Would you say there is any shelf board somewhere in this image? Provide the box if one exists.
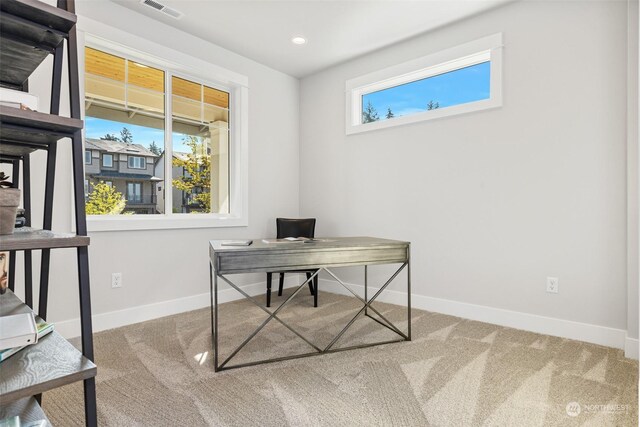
[0,227,90,251]
[0,396,52,426]
[0,144,38,156]
[0,106,84,154]
[0,0,77,88]
[0,290,97,404]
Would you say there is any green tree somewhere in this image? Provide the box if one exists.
[362,100,380,123]
[386,107,394,120]
[120,127,133,144]
[100,133,120,141]
[148,141,162,155]
[85,181,126,215]
[427,100,440,110]
[100,127,133,143]
[172,136,211,212]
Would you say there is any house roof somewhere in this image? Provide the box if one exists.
[91,171,162,182]
[173,151,190,161]
[85,138,158,157]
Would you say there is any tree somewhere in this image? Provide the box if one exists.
[172,136,211,212]
[100,127,133,143]
[120,127,133,144]
[386,107,394,120]
[427,100,440,110]
[362,101,380,123]
[148,141,162,156]
[85,181,126,215]
[100,133,120,141]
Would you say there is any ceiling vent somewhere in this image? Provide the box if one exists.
[140,0,184,20]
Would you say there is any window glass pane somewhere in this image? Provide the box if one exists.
[203,86,229,109]
[127,61,165,116]
[361,61,490,124]
[171,77,229,214]
[85,150,91,164]
[85,47,126,110]
[84,46,165,216]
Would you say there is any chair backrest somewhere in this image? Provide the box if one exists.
[276,218,316,239]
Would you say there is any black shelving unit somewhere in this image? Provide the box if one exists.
[0,0,97,425]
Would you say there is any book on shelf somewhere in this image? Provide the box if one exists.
[0,318,54,362]
[0,88,38,111]
[0,313,37,350]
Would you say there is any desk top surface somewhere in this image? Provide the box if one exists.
[209,236,409,254]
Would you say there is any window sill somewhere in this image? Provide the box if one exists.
[87,214,248,232]
[346,98,501,135]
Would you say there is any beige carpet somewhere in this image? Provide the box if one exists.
[43,290,638,426]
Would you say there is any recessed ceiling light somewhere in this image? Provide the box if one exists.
[291,36,307,45]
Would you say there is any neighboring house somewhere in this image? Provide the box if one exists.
[155,151,209,214]
[84,138,162,214]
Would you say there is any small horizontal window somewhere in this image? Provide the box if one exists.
[346,34,502,135]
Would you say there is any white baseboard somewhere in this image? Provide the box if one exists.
[625,337,639,360]
[319,279,635,357]
[54,275,639,361]
[54,278,296,339]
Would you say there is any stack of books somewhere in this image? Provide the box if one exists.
[0,317,54,362]
[0,416,47,427]
[0,88,38,111]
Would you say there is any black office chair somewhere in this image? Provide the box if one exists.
[266,218,319,308]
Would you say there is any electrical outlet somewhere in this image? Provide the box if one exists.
[546,277,558,294]
[112,273,122,289]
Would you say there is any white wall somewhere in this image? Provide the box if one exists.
[627,0,639,356]
[11,0,637,357]
[15,0,300,333]
[300,1,635,351]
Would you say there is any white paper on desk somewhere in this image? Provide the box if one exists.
[221,240,253,246]
[0,312,38,350]
[262,237,310,243]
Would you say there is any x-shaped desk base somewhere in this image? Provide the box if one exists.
[209,263,411,372]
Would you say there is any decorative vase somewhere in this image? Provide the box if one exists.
[0,188,21,235]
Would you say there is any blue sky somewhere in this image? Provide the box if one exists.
[362,61,491,119]
[85,117,192,152]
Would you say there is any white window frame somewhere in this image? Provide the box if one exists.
[345,33,503,135]
[127,156,145,170]
[76,17,249,232]
[84,150,91,164]
[102,153,113,168]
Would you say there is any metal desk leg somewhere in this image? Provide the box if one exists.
[364,265,368,315]
[212,264,219,372]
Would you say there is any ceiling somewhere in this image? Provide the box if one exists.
[112,0,513,78]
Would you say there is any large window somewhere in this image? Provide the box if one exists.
[83,46,230,217]
[345,34,503,135]
[171,76,229,214]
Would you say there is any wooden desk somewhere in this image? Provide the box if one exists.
[209,236,411,371]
